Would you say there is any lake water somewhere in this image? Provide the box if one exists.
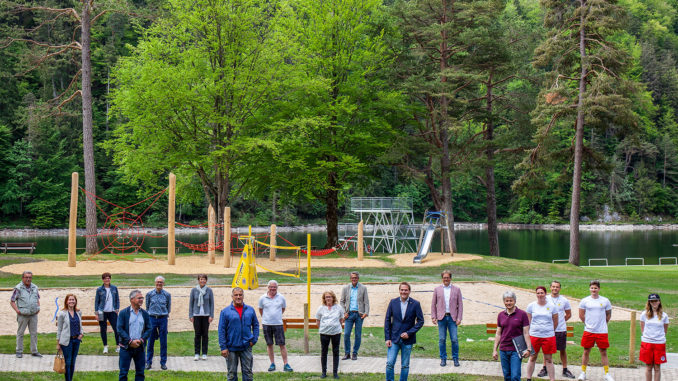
[2,229,677,266]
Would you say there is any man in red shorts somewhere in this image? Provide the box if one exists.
[577,280,613,381]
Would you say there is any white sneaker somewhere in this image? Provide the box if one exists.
[115,347,120,353]
[202,354,207,360]
[603,374,614,381]
[577,372,586,380]
[103,346,108,354]
[194,354,200,361]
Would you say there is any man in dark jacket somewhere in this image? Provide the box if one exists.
[219,287,259,381]
[117,290,152,381]
[94,272,120,354]
[384,282,424,381]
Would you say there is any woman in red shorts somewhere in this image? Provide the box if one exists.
[640,293,669,381]
[525,286,558,381]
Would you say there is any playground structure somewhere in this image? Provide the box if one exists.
[340,197,419,254]
[413,210,450,263]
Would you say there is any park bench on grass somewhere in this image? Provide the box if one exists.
[81,315,111,327]
[1,242,36,254]
[283,318,344,332]
[150,246,180,255]
[486,323,574,343]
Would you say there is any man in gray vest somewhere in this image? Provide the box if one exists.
[10,271,41,358]
[340,271,369,360]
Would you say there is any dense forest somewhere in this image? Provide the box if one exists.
[1,0,677,259]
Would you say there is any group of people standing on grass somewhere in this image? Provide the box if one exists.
[493,280,670,381]
[9,270,669,381]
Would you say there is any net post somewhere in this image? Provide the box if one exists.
[357,220,364,261]
[270,224,276,261]
[303,303,309,354]
[629,310,637,364]
[168,173,176,265]
[223,206,231,267]
[307,233,311,318]
[68,172,78,267]
[208,204,216,264]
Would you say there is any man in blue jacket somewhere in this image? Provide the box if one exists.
[117,290,152,381]
[384,282,424,381]
[219,287,259,381]
[94,272,120,354]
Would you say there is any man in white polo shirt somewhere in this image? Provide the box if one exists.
[258,280,292,372]
[578,280,613,381]
[538,280,574,378]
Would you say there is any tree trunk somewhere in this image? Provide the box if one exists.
[569,0,588,266]
[325,172,339,249]
[485,71,500,256]
[81,1,98,254]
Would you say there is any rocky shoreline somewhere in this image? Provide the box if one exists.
[2,222,678,236]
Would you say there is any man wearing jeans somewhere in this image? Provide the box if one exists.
[384,282,424,381]
[340,271,369,360]
[219,287,259,381]
[431,269,463,367]
[145,276,171,370]
[117,290,152,381]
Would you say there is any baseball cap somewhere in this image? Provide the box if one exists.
[648,293,660,301]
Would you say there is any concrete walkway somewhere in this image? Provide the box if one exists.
[2,354,677,380]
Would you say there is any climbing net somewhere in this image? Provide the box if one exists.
[79,187,167,260]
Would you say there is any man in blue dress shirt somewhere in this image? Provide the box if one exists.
[145,276,171,370]
[117,290,151,381]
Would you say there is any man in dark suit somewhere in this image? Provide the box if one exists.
[384,282,424,381]
[117,290,152,381]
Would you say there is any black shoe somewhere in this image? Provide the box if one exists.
[440,359,447,367]
[537,366,548,377]
[563,368,576,379]
[31,352,43,358]
[161,364,167,370]
[321,373,327,379]
[453,359,460,367]
[15,353,22,358]
[333,373,339,379]
[341,354,350,360]
[145,364,151,370]
[351,353,357,361]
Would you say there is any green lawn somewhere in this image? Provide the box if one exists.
[4,321,674,367]
[0,372,501,381]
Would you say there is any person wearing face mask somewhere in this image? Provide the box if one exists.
[189,274,214,361]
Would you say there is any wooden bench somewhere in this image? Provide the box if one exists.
[1,242,36,254]
[486,323,574,338]
[150,247,180,255]
[282,318,344,332]
[82,315,111,327]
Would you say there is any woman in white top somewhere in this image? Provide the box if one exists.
[316,290,345,379]
[640,293,669,381]
[525,286,558,381]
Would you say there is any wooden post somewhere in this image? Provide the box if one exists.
[303,303,309,354]
[357,220,364,261]
[629,311,637,364]
[68,172,78,267]
[168,173,176,265]
[208,204,216,264]
[270,224,276,261]
[224,207,231,267]
[307,233,311,315]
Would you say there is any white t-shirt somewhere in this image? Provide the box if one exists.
[546,294,571,333]
[640,311,669,344]
[258,293,286,326]
[103,288,114,312]
[316,304,345,335]
[579,295,612,334]
[443,285,451,313]
[527,301,557,338]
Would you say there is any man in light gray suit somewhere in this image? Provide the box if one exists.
[340,271,369,360]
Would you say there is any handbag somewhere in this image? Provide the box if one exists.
[53,349,66,374]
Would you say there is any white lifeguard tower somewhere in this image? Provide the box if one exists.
[342,197,419,254]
